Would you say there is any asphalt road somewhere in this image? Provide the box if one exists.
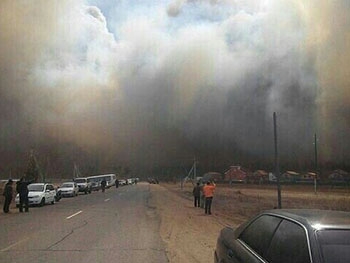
[0,183,168,263]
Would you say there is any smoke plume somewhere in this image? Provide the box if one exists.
[0,0,349,177]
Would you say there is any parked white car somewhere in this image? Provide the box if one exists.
[15,183,56,207]
[74,177,92,194]
[57,182,79,197]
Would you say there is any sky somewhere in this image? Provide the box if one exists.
[0,0,349,177]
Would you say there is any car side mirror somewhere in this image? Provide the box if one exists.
[46,189,50,192]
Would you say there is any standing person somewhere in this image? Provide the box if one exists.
[2,179,13,213]
[192,182,201,207]
[200,182,205,208]
[203,181,216,215]
[16,177,31,213]
[101,179,106,192]
[115,179,119,189]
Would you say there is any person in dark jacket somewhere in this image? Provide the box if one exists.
[101,179,106,192]
[3,179,13,213]
[192,182,201,207]
[16,177,31,212]
[115,179,119,189]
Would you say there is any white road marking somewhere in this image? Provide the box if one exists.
[66,210,83,219]
[1,238,29,252]
[104,198,110,202]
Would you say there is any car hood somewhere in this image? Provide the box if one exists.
[28,191,44,197]
[58,187,74,191]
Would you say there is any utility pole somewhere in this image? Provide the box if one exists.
[181,157,197,189]
[314,133,318,194]
[273,112,282,209]
[193,156,196,180]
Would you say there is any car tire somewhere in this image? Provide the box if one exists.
[40,198,45,207]
[51,200,55,205]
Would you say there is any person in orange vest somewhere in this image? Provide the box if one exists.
[203,180,216,215]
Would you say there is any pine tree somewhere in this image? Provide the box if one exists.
[25,150,42,182]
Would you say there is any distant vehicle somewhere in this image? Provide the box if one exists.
[74,177,92,194]
[118,179,127,186]
[127,178,135,185]
[58,182,79,197]
[87,174,117,190]
[15,183,56,207]
[215,209,350,263]
[148,178,159,184]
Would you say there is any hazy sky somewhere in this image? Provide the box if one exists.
[0,0,349,175]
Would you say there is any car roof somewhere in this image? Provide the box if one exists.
[263,209,350,230]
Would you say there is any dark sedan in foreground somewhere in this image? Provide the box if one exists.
[215,209,350,263]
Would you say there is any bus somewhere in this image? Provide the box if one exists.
[87,174,117,191]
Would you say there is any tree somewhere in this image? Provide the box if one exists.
[25,150,42,182]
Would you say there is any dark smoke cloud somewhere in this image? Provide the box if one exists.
[0,0,349,177]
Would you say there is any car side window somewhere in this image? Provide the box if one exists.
[265,219,310,263]
[239,215,282,257]
[47,185,54,191]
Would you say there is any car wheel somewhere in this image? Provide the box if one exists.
[40,198,45,207]
[51,200,55,205]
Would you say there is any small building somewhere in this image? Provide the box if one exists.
[281,171,300,183]
[249,170,269,184]
[224,166,250,183]
[296,172,316,184]
[328,169,350,184]
[201,172,223,183]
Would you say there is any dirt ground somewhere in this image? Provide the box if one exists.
[151,182,350,263]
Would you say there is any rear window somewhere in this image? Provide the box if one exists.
[317,229,350,263]
[239,215,282,257]
[265,219,310,263]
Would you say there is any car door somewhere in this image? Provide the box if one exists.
[46,184,55,202]
[43,184,49,203]
[74,183,78,195]
[225,215,282,263]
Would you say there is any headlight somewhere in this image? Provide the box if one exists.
[31,195,40,198]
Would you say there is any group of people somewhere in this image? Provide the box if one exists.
[2,177,32,213]
[192,181,216,215]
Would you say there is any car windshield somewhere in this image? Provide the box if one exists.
[317,229,350,263]
[74,179,86,183]
[28,184,44,192]
[61,183,73,188]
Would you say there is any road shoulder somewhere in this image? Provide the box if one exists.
[150,184,227,263]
